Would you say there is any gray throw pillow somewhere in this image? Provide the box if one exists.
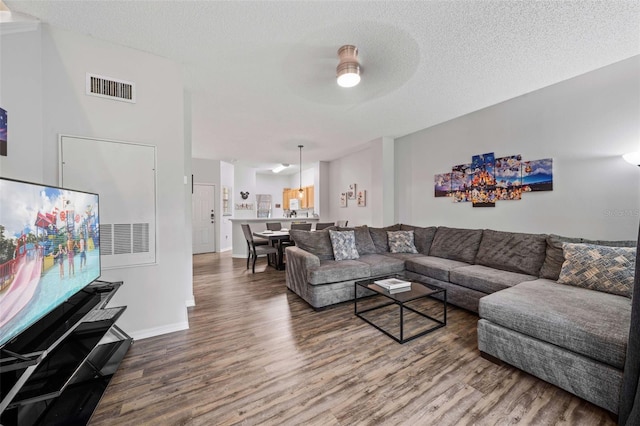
[336,225,377,255]
[540,234,636,280]
[557,243,636,298]
[428,226,483,264]
[328,230,360,261]
[368,224,402,253]
[400,224,437,254]
[475,229,547,276]
[289,229,334,260]
[387,230,418,253]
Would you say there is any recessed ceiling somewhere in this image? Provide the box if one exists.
[5,1,640,173]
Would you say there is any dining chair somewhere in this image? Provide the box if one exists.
[266,222,282,231]
[290,223,312,231]
[241,224,278,273]
[315,222,334,230]
[336,220,349,227]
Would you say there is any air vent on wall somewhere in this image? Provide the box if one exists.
[86,73,136,103]
[99,223,150,256]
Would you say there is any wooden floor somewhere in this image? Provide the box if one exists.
[90,252,615,426]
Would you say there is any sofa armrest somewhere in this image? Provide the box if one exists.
[285,246,320,297]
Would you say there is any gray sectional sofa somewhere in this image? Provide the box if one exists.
[284,224,636,414]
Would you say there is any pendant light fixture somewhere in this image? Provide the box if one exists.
[336,45,360,88]
[298,145,304,198]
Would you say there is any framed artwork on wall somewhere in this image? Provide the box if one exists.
[340,192,348,207]
[0,107,7,156]
[357,190,366,207]
[347,183,356,200]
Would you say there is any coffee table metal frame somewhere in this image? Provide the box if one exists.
[354,275,447,344]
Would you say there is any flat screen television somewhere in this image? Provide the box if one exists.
[0,178,100,348]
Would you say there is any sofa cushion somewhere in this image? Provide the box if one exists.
[428,226,483,264]
[400,224,437,254]
[479,279,631,369]
[328,230,359,261]
[539,234,582,280]
[289,229,334,260]
[475,229,547,276]
[540,234,637,281]
[368,224,401,253]
[355,254,405,276]
[382,252,425,261]
[557,243,636,298]
[450,264,537,294]
[337,225,377,255]
[387,230,418,253]
[307,259,370,285]
[405,256,470,282]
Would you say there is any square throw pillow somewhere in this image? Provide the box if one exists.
[387,230,418,254]
[539,234,636,281]
[328,230,360,261]
[557,243,636,298]
[368,224,402,253]
[336,225,377,255]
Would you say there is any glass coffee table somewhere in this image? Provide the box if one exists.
[354,274,447,344]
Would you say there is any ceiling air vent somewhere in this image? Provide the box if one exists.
[86,73,136,103]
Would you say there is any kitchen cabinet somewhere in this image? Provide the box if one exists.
[283,186,313,210]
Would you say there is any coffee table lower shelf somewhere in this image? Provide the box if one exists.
[354,277,447,344]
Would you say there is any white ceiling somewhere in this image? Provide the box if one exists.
[4,1,640,174]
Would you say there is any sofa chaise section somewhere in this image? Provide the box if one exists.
[478,278,632,413]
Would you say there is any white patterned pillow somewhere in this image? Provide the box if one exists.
[387,230,418,254]
[328,230,360,261]
[557,243,636,298]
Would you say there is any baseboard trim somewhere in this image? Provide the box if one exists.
[186,296,195,307]
[128,321,190,341]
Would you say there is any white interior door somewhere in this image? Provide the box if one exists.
[192,184,216,254]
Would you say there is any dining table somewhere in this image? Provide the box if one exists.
[253,229,291,270]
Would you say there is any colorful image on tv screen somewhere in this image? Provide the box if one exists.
[0,178,101,347]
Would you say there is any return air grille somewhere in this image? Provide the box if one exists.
[100,223,150,256]
[86,73,136,103]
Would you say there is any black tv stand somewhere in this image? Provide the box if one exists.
[0,280,132,425]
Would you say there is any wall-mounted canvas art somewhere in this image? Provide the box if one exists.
[347,183,356,200]
[522,158,553,191]
[435,152,552,209]
[470,152,496,207]
[0,107,6,156]
[357,190,366,207]
[340,192,347,207]
[451,163,472,202]
[434,173,451,197]
[494,155,522,196]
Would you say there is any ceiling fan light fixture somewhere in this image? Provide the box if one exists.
[337,45,360,88]
[622,151,640,167]
[272,163,290,173]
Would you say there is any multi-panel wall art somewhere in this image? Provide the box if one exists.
[434,152,553,207]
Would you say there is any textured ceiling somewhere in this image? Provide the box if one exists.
[5,1,640,173]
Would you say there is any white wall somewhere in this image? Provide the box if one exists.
[328,146,376,227]
[220,161,234,251]
[395,56,640,240]
[0,28,43,181]
[2,25,192,340]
